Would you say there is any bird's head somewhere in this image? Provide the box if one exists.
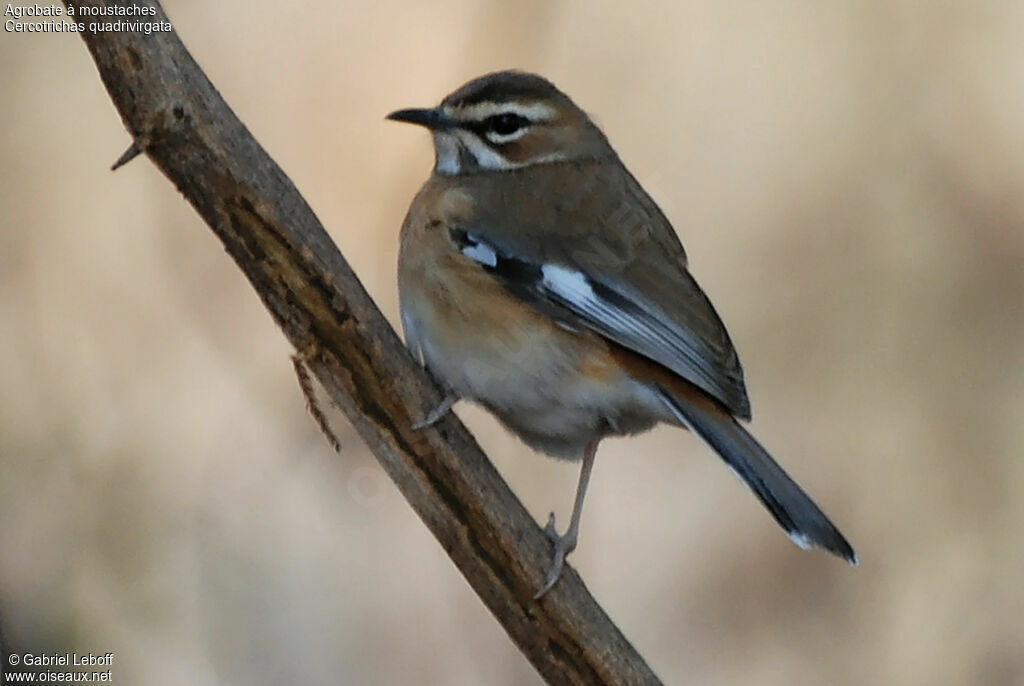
[387,70,613,175]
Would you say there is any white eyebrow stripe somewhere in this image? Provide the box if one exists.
[447,101,557,122]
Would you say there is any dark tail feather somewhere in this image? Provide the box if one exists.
[657,386,857,564]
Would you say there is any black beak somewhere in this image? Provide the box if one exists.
[385,107,452,130]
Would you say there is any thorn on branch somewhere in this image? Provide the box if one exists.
[111,141,143,171]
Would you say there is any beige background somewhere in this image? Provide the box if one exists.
[2,1,1023,684]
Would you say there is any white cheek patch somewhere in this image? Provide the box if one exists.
[436,103,569,172]
[454,130,568,171]
[455,129,516,171]
[433,132,461,174]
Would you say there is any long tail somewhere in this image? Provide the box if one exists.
[656,386,857,564]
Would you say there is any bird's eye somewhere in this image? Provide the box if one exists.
[485,113,529,136]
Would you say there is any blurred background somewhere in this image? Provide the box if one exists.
[2,1,1023,684]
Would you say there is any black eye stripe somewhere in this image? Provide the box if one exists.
[487,113,529,136]
[462,112,531,139]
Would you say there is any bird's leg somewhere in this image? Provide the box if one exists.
[411,394,457,430]
[535,439,600,599]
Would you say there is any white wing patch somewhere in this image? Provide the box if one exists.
[540,264,594,302]
[540,264,673,359]
[461,240,498,267]
[462,236,722,405]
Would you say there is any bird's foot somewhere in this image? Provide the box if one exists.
[411,395,456,430]
[534,513,578,599]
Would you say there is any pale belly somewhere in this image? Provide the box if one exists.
[400,287,669,459]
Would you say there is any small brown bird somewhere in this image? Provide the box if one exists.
[389,71,856,597]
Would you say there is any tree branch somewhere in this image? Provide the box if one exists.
[64,2,663,684]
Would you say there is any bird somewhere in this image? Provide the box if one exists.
[387,70,856,598]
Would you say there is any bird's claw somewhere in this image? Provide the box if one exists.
[542,512,559,542]
[411,395,456,430]
[535,513,576,599]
